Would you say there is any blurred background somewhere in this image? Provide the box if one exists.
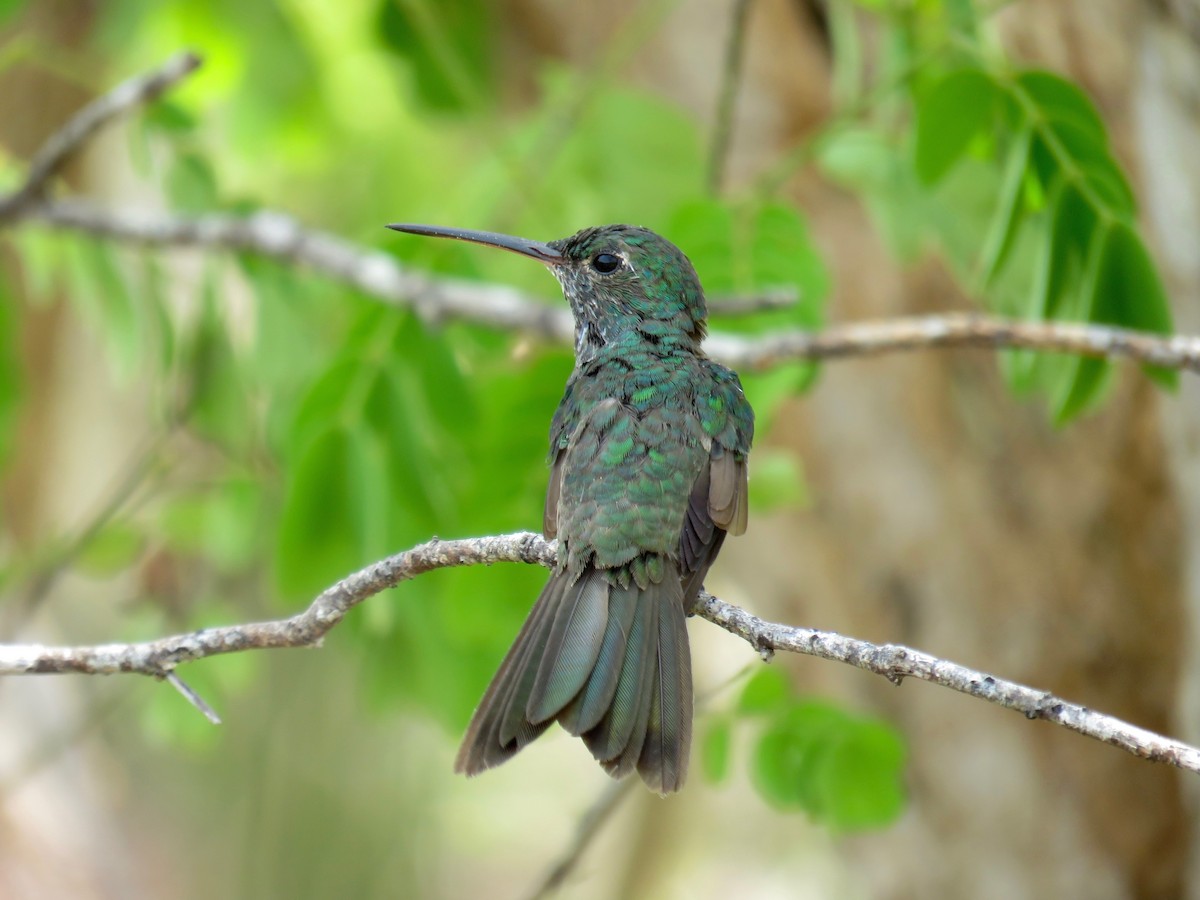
[2,0,1199,897]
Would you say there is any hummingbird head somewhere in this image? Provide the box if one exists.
[386,222,707,361]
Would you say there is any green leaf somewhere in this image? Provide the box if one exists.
[362,367,444,538]
[1053,225,1111,423]
[1041,180,1097,322]
[0,0,28,23]
[1015,71,1106,142]
[139,252,176,376]
[389,314,478,437]
[186,274,252,449]
[819,126,933,259]
[667,198,829,332]
[1090,222,1178,389]
[976,125,1032,288]
[815,719,907,830]
[750,701,907,829]
[166,153,218,213]
[375,0,495,112]
[77,522,146,578]
[276,426,386,599]
[66,239,143,379]
[914,68,999,184]
[1054,354,1114,424]
[820,126,895,187]
[750,702,843,813]
[738,667,792,715]
[162,477,265,572]
[749,203,830,327]
[143,99,198,135]
[11,228,66,305]
[1081,166,1134,220]
[701,717,733,785]
[288,359,363,455]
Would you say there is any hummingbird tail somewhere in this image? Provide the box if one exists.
[454,565,693,793]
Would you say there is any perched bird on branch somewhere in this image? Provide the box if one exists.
[388,222,754,793]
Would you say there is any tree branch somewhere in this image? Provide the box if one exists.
[1,532,1198,778]
[0,53,1197,378]
[0,533,554,676]
[11,200,1200,376]
[526,779,636,900]
[0,51,201,221]
[706,0,754,194]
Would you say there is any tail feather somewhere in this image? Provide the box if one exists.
[528,569,610,724]
[558,581,638,735]
[455,562,694,793]
[600,652,656,781]
[637,589,692,793]
[582,585,659,765]
[455,576,562,774]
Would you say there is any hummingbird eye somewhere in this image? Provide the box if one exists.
[591,252,622,274]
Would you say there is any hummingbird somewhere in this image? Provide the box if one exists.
[386,222,754,793]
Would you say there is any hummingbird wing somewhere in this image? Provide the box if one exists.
[679,361,754,604]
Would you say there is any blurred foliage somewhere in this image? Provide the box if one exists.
[814,2,1175,422]
[0,0,1178,843]
[703,668,906,830]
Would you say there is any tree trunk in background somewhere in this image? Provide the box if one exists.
[1138,2,1200,896]
[514,0,1196,896]
[0,6,154,899]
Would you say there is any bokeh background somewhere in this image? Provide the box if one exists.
[2,1,1200,898]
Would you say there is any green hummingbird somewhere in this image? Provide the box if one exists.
[387,222,754,793]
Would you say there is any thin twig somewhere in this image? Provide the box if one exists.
[525,668,749,898]
[0,51,202,221]
[1,532,1198,777]
[12,200,1200,377]
[164,671,221,724]
[706,286,799,316]
[706,312,1200,374]
[526,779,637,900]
[707,0,755,194]
[27,200,578,342]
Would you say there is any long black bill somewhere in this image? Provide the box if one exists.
[386,223,564,266]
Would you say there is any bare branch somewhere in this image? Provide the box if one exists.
[526,779,636,900]
[706,312,1200,375]
[693,591,1200,772]
[11,200,1200,376]
[706,286,799,316]
[0,534,554,676]
[164,671,222,724]
[1,532,1198,777]
[0,53,1193,377]
[29,199,577,341]
[707,0,755,194]
[0,51,202,221]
